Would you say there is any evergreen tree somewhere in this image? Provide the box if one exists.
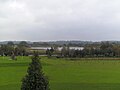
[21,52,49,90]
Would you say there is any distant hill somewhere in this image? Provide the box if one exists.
[0,40,120,47]
[0,41,32,45]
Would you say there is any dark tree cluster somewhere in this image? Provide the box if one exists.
[46,47,54,57]
[0,41,29,56]
[60,42,120,58]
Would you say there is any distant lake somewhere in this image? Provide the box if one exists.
[30,47,51,50]
[30,47,84,51]
[69,47,84,50]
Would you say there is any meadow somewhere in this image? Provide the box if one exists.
[0,57,120,90]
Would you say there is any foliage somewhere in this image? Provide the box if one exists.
[59,42,120,58]
[46,47,54,57]
[21,53,49,90]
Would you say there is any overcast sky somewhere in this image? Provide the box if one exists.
[0,0,120,41]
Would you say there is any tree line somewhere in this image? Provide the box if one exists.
[1,41,120,58]
[61,42,120,58]
[0,41,29,56]
[46,42,120,58]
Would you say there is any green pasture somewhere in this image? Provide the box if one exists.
[0,57,120,90]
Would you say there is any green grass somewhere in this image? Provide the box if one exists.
[1,57,120,90]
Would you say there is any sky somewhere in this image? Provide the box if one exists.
[0,0,120,41]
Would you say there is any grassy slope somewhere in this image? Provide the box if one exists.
[0,57,120,90]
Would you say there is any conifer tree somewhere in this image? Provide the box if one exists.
[21,52,49,90]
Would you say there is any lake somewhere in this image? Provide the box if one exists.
[30,47,84,51]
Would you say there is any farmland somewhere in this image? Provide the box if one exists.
[0,57,120,90]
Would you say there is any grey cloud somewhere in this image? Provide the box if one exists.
[0,0,120,41]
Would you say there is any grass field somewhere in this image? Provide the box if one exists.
[1,57,120,90]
